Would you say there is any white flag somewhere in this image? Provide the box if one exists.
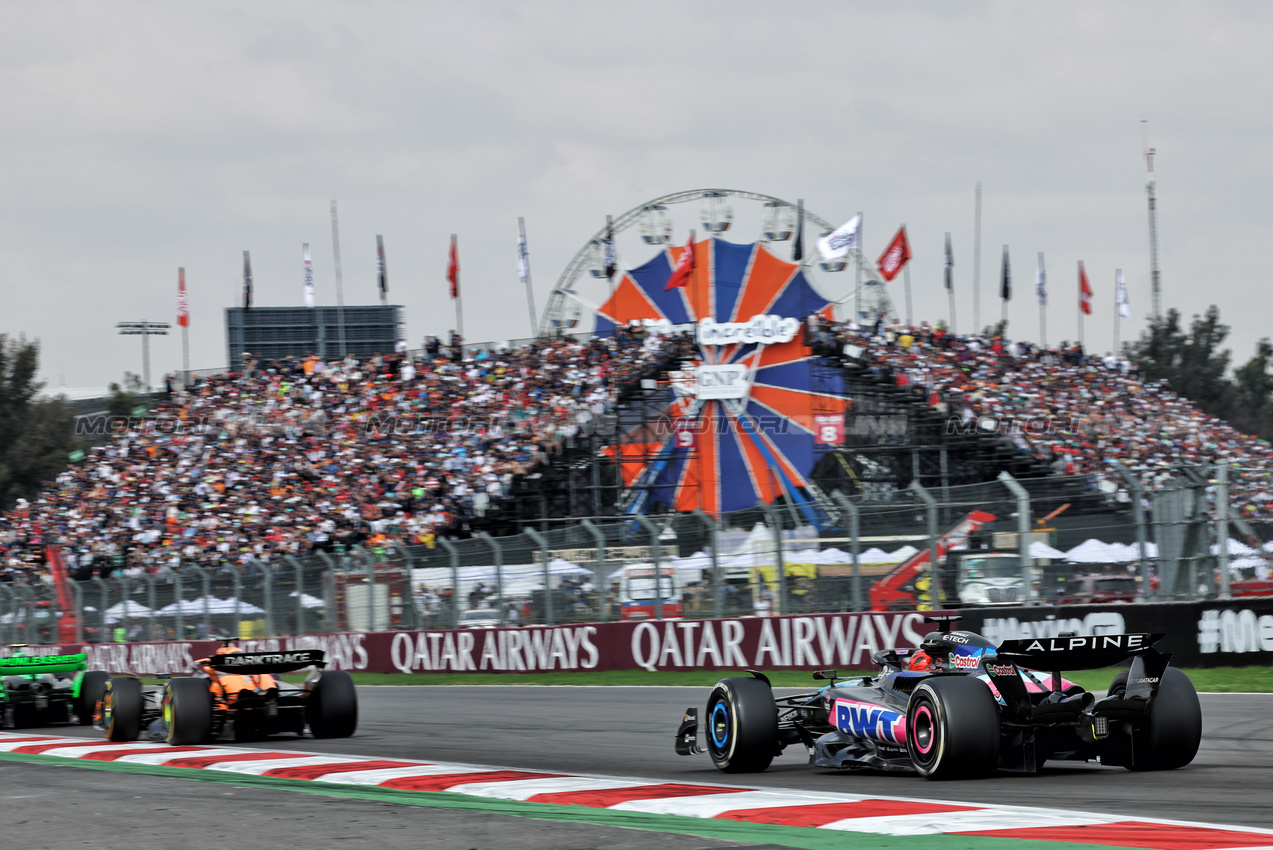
[817,214,861,260]
[1116,269,1131,319]
[1035,252,1047,306]
[517,221,530,284]
[303,243,315,307]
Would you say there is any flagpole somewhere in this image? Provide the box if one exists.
[902,222,912,327]
[1037,252,1046,347]
[605,214,616,298]
[945,232,955,334]
[330,200,347,358]
[519,217,537,338]
[453,233,464,340]
[377,234,387,307]
[973,182,982,332]
[796,199,807,324]
[179,267,189,388]
[1000,244,1009,326]
[854,211,863,323]
[1077,260,1085,348]
[1114,268,1121,353]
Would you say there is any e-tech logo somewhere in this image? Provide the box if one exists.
[834,698,907,745]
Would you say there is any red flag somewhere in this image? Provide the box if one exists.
[876,226,911,282]
[1079,261,1093,315]
[447,234,459,299]
[665,231,695,291]
[176,267,189,328]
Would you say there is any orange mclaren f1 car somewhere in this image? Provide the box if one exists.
[98,643,356,744]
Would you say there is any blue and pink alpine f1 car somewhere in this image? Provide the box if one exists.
[675,616,1201,779]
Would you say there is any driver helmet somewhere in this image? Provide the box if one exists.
[908,650,934,671]
[215,645,241,655]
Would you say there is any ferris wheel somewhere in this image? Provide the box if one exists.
[539,188,895,335]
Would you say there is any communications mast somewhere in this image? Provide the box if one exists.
[1143,121,1162,319]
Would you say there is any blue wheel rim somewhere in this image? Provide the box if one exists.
[710,702,730,747]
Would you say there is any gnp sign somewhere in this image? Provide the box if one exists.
[695,365,750,400]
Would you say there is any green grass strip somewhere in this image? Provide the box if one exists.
[0,749,1151,850]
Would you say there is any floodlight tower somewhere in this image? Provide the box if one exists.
[1143,120,1162,320]
[116,321,170,391]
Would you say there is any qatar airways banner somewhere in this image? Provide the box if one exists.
[17,601,1273,674]
[18,611,932,676]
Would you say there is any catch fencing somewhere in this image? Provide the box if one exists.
[4,464,1268,646]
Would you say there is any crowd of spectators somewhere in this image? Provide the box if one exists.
[7,311,1273,588]
[813,317,1273,517]
[0,328,690,585]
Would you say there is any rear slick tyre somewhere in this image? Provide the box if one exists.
[1126,667,1202,771]
[103,677,142,742]
[306,671,358,739]
[906,677,1000,779]
[164,677,213,745]
[704,677,778,773]
[78,671,109,726]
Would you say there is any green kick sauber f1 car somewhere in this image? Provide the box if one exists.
[0,648,108,728]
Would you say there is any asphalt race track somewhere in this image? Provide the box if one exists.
[5,686,1270,846]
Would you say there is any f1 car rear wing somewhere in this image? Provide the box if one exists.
[0,653,88,675]
[206,650,326,674]
[993,633,1164,672]
[988,633,1171,707]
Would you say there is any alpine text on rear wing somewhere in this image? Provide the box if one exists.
[993,633,1163,671]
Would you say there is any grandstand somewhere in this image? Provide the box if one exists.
[7,307,1273,590]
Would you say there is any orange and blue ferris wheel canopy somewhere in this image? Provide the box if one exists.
[597,237,847,515]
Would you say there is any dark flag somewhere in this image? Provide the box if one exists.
[792,199,804,262]
[1000,245,1012,302]
[603,215,616,281]
[944,233,954,290]
[447,235,459,299]
[376,234,388,298]
[242,250,253,310]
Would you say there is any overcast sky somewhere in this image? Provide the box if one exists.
[3,1,1271,391]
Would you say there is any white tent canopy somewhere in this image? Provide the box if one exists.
[103,600,153,623]
[1064,539,1127,564]
[1028,541,1067,560]
[1212,540,1258,556]
[214,598,265,615]
[156,598,216,616]
[288,591,326,609]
